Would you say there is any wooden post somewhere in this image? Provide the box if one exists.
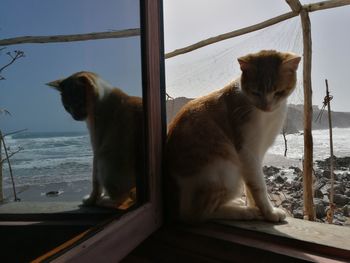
[300,8,315,221]
[282,128,288,157]
[325,79,335,223]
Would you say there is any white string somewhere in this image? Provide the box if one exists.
[166,17,303,104]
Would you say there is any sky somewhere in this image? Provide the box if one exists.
[163,0,350,113]
[1,1,350,133]
[0,0,142,133]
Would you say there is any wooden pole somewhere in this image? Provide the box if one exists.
[164,0,350,59]
[282,128,288,157]
[325,79,335,223]
[300,8,315,221]
[165,11,298,59]
[305,0,350,12]
[0,28,140,46]
[1,134,19,201]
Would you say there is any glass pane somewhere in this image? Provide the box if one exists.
[0,0,144,213]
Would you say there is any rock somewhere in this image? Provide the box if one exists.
[274,175,285,184]
[345,189,350,197]
[314,170,323,179]
[263,166,281,176]
[292,190,302,199]
[314,188,324,199]
[289,166,302,175]
[333,194,350,206]
[314,198,326,219]
[344,173,350,181]
[292,208,304,219]
[291,181,302,191]
[317,156,350,170]
[327,184,345,195]
[342,205,350,217]
[323,170,331,179]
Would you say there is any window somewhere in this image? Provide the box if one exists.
[0,0,165,261]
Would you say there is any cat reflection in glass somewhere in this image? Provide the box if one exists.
[48,71,143,209]
[166,50,301,223]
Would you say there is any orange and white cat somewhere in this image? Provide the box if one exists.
[166,50,301,222]
[48,71,144,208]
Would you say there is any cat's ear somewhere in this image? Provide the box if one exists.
[282,54,301,72]
[238,56,254,71]
[46,79,63,91]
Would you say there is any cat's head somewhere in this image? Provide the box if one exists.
[238,50,301,112]
[47,71,98,121]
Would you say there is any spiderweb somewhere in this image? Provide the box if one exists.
[165,17,304,105]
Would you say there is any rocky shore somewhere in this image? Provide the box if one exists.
[264,156,350,226]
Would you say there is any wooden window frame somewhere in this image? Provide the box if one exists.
[48,1,350,262]
[49,0,166,261]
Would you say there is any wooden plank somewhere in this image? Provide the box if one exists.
[218,217,350,252]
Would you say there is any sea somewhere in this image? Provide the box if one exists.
[2,128,350,189]
[2,131,92,189]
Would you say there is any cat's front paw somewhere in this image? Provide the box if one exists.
[82,194,98,206]
[264,208,286,222]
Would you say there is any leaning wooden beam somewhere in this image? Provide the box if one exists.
[285,0,302,12]
[306,0,350,12]
[165,0,350,59]
[300,8,315,221]
[0,28,140,46]
[165,11,298,59]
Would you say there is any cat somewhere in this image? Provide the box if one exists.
[47,71,144,209]
[166,50,301,223]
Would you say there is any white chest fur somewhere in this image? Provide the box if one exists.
[242,101,287,160]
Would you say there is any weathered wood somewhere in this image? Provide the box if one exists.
[306,0,350,12]
[325,79,336,224]
[165,0,350,59]
[285,0,302,12]
[165,11,298,59]
[300,9,315,221]
[219,217,350,253]
[0,28,140,46]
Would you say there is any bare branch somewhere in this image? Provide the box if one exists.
[0,50,25,79]
[0,146,23,164]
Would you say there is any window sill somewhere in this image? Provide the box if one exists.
[217,217,350,252]
[125,217,350,262]
[0,201,120,221]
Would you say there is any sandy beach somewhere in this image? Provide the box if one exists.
[2,179,91,203]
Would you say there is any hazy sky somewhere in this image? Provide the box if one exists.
[164,0,350,112]
[1,1,350,133]
[0,0,142,133]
